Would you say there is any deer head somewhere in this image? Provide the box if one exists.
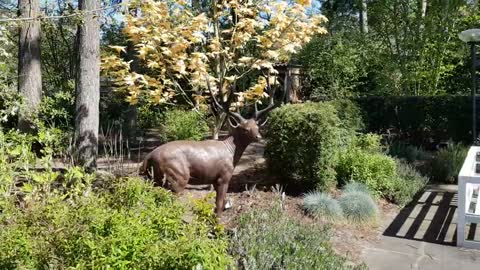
[206,72,286,136]
[227,111,262,142]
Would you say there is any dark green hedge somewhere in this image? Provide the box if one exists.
[354,96,475,146]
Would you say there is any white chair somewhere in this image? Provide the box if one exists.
[457,146,480,249]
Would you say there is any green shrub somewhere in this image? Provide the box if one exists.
[162,109,209,142]
[303,191,343,219]
[0,176,232,269]
[265,103,343,190]
[429,143,468,183]
[384,161,428,206]
[351,133,383,153]
[388,142,430,163]
[343,182,371,195]
[336,148,397,194]
[328,99,365,132]
[137,103,164,129]
[230,206,356,270]
[339,191,378,223]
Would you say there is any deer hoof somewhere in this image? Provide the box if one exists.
[225,199,233,210]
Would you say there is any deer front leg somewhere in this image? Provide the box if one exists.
[214,179,230,216]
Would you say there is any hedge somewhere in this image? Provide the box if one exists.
[354,96,475,146]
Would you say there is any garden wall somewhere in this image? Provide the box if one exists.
[354,96,477,147]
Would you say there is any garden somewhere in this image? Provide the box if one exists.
[1,0,480,269]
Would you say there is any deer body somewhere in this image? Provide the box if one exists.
[139,119,261,215]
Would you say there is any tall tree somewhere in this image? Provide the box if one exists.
[18,0,42,132]
[102,0,326,138]
[74,0,100,169]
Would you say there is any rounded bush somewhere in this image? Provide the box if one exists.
[303,191,343,218]
[265,103,344,190]
[336,149,397,194]
[339,191,378,223]
[343,182,371,195]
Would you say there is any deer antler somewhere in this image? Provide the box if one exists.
[254,72,287,121]
[205,74,247,128]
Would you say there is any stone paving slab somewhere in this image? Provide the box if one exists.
[362,184,480,270]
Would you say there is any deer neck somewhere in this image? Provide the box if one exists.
[223,134,250,167]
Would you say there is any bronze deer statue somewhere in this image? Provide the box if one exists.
[139,74,284,216]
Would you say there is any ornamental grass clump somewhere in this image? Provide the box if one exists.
[342,182,371,195]
[303,191,343,219]
[339,191,378,224]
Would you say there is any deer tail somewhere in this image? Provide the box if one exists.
[138,155,150,176]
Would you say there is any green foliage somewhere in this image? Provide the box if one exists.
[388,142,430,163]
[265,103,343,190]
[230,206,356,270]
[385,161,429,207]
[0,128,231,269]
[343,182,371,195]
[138,103,165,129]
[328,99,365,132]
[303,191,343,219]
[0,176,232,269]
[0,87,21,129]
[161,109,209,142]
[350,133,383,153]
[39,86,75,130]
[296,34,367,99]
[300,0,478,97]
[338,191,378,224]
[429,143,468,183]
[336,148,397,195]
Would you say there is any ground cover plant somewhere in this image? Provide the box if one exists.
[229,206,362,270]
[0,130,232,270]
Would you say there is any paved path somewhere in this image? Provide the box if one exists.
[362,185,480,270]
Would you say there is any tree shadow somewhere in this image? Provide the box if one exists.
[382,187,474,246]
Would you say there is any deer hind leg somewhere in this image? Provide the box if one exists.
[164,166,188,194]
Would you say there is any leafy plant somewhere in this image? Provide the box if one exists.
[429,143,468,183]
[0,177,233,269]
[385,161,429,207]
[336,148,397,195]
[303,191,343,219]
[161,109,209,142]
[339,191,378,224]
[388,142,430,163]
[265,103,343,190]
[351,133,384,153]
[230,206,356,270]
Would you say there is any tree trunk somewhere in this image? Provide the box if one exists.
[212,113,226,140]
[359,0,368,34]
[418,0,427,33]
[74,0,100,170]
[18,0,42,132]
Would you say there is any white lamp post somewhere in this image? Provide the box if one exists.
[459,29,480,144]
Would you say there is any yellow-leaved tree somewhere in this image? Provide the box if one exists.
[102,0,327,138]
